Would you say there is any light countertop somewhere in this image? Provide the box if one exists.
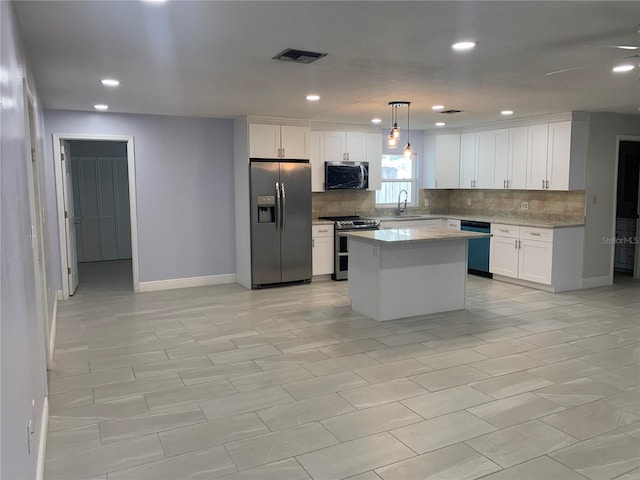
[374,214,584,229]
[346,227,491,245]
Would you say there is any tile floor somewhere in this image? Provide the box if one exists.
[45,260,640,479]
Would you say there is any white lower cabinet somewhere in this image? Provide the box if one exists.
[312,224,334,276]
[444,218,461,230]
[490,223,584,291]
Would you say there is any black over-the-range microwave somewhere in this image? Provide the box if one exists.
[324,161,369,190]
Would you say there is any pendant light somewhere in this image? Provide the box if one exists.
[387,103,399,148]
[403,102,413,159]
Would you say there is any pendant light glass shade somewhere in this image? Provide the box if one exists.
[387,103,399,148]
[388,101,411,152]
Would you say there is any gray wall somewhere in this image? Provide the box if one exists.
[43,111,236,285]
[1,2,50,478]
[583,113,640,281]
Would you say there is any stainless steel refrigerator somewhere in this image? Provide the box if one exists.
[250,159,312,288]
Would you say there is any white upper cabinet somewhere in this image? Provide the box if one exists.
[507,127,528,189]
[366,133,382,191]
[546,121,572,190]
[526,123,549,189]
[311,127,382,191]
[458,132,475,189]
[281,125,310,159]
[249,123,309,159]
[323,131,367,162]
[526,121,575,190]
[424,133,460,189]
[249,123,281,159]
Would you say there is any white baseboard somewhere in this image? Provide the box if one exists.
[56,290,64,301]
[36,395,49,480]
[138,273,237,292]
[49,297,58,368]
[492,274,555,292]
[581,275,613,289]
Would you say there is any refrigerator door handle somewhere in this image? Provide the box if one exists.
[281,182,286,233]
[275,181,280,232]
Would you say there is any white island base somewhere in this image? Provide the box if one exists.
[347,228,489,321]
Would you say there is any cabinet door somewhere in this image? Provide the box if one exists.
[547,121,571,190]
[526,124,549,189]
[366,133,382,191]
[475,131,495,189]
[312,236,334,275]
[310,131,325,192]
[281,125,309,159]
[434,134,460,189]
[249,124,281,158]
[324,131,346,162]
[508,127,529,189]
[492,129,509,189]
[459,132,476,189]
[490,236,520,278]
[345,131,367,162]
[518,239,553,284]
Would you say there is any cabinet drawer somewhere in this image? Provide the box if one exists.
[312,225,334,237]
[520,226,553,242]
[445,219,461,230]
[491,223,520,238]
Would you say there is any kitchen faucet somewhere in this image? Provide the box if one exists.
[397,189,408,216]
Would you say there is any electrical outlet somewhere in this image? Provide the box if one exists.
[593,194,598,205]
[466,198,471,206]
[424,198,430,207]
[521,201,529,211]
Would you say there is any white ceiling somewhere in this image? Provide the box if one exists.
[13,1,640,130]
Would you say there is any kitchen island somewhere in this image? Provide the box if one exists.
[346,227,491,321]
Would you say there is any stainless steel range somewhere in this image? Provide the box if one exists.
[318,216,380,280]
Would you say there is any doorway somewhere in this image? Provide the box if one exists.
[53,134,139,297]
[613,139,640,281]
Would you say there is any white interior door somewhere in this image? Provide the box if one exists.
[62,140,79,294]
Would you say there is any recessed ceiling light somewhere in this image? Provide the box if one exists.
[142,0,167,3]
[612,64,635,73]
[305,94,320,101]
[371,118,382,124]
[435,122,446,127]
[101,78,120,87]
[94,104,109,111]
[501,110,514,116]
[432,105,445,111]
[451,41,476,52]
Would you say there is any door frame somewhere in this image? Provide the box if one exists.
[23,79,51,369]
[53,133,140,296]
[611,135,640,280]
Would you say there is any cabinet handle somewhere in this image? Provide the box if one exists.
[515,239,518,249]
[529,232,541,236]
[317,229,328,233]
[546,180,549,189]
[499,229,509,233]
[542,179,545,189]
[503,180,506,189]
[507,180,510,188]
[518,240,522,248]
[312,238,315,247]
[282,148,286,158]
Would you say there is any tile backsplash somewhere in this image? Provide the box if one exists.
[313,189,585,223]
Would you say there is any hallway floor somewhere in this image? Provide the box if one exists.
[46,263,640,479]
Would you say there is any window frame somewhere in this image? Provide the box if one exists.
[375,153,418,207]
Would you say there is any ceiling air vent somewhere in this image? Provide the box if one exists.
[273,48,327,64]
[441,109,463,114]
